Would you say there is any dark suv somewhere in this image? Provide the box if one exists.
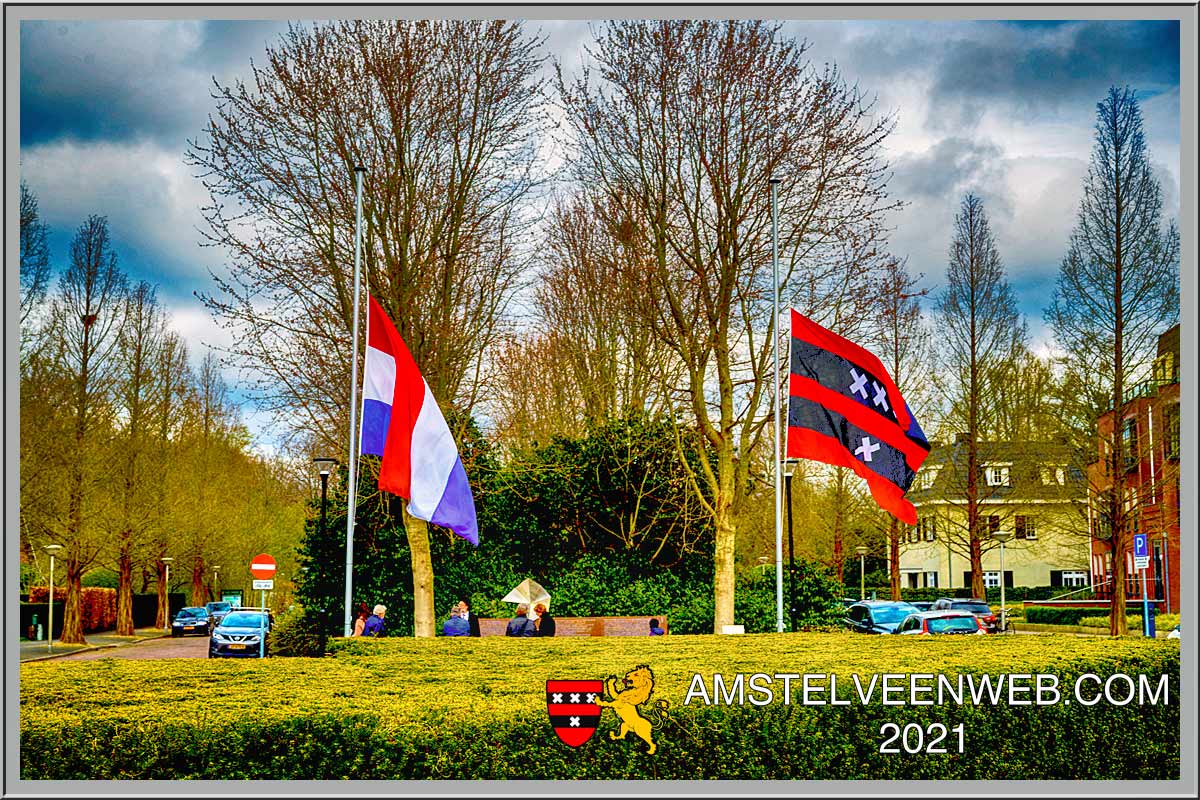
[205,601,233,627]
[844,600,919,634]
[933,598,998,633]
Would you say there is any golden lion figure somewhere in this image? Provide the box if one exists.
[595,665,670,754]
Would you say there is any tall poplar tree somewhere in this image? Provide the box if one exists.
[1045,86,1179,635]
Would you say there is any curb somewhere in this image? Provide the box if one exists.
[20,632,172,663]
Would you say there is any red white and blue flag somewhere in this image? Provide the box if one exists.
[360,294,479,545]
[786,309,930,525]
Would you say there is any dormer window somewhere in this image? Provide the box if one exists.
[1040,465,1067,486]
[984,463,1012,487]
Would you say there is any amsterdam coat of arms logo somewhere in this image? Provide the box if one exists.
[547,665,670,753]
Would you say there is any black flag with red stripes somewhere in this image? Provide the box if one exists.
[786,310,930,524]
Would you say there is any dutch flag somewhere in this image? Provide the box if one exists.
[360,294,479,545]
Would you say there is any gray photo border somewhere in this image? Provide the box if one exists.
[5,2,1196,798]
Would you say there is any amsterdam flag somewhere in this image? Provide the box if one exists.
[786,310,930,525]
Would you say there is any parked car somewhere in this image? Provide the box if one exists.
[909,601,934,612]
[171,607,212,637]
[933,598,999,633]
[208,610,272,658]
[895,610,986,635]
[205,601,234,627]
[844,601,919,634]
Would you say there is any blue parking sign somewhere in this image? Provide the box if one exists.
[1133,533,1149,558]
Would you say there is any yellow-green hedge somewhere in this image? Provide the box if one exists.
[20,633,1179,780]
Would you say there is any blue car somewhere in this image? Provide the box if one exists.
[844,601,919,634]
[171,607,211,637]
[208,610,272,658]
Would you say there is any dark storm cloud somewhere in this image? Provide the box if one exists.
[19,19,285,148]
[928,20,1179,123]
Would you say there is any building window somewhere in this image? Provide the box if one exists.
[1015,515,1037,540]
[918,516,937,542]
[907,527,919,544]
[1164,404,1179,461]
[923,571,939,588]
[984,463,1011,487]
[1122,418,1138,471]
[914,466,941,491]
[1040,465,1067,486]
[984,571,1000,589]
[987,515,1000,536]
[1062,571,1088,588]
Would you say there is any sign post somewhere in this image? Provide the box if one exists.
[1133,533,1150,637]
[250,554,277,659]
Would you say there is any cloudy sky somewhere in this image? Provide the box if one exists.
[17,15,1182,448]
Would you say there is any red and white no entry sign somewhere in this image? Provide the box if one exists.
[249,553,277,579]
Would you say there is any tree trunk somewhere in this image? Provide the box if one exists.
[115,541,134,635]
[191,557,206,607]
[888,518,901,600]
[155,559,168,628]
[406,513,436,638]
[60,558,87,644]
[712,501,736,631]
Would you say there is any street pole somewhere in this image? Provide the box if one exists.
[344,166,367,638]
[770,175,783,634]
[162,557,173,632]
[855,546,868,600]
[991,531,1011,632]
[44,544,61,652]
[1140,565,1150,638]
[785,463,796,632]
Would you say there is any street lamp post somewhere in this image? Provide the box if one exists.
[313,458,337,543]
[43,544,63,651]
[161,557,174,633]
[991,530,1012,632]
[855,546,869,600]
[212,565,221,603]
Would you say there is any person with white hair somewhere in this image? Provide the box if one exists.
[363,604,387,637]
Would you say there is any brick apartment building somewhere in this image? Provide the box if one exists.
[1087,324,1181,614]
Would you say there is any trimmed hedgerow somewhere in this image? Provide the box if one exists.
[20,633,1178,780]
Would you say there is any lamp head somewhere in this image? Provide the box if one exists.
[43,543,63,555]
[313,457,338,477]
[855,546,869,557]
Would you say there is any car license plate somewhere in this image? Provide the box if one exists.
[229,643,246,650]
[184,626,194,630]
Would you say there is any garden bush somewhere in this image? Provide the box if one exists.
[270,606,329,657]
[20,633,1178,780]
[27,587,116,633]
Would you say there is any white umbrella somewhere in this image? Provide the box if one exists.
[502,578,550,610]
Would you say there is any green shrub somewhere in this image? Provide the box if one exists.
[270,606,328,657]
[1024,606,1100,626]
[21,634,1178,780]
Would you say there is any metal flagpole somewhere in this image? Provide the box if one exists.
[770,176,784,633]
[344,165,367,637]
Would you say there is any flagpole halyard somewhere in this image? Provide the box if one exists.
[344,165,367,638]
[770,175,784,634]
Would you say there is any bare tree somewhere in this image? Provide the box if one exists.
[108,282,167,634]
[934,193,1024,599]
[868,258,932,599]
[188,20,546,636]
[560,20,899,628]
[40,216,127,644]
[20,181,52,331]
[1045,86,1179,635]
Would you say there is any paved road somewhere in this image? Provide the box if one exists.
[51,634,211,661]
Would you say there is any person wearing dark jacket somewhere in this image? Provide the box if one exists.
[505,604,537,637]
[363,605,387,637]
[457,599,481,637]
[533,603,555,637]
